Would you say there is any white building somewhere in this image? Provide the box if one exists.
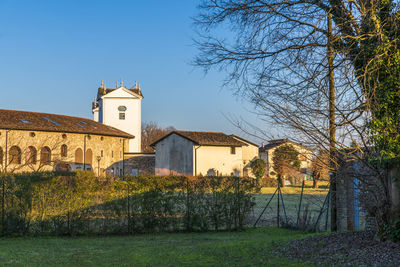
[151,130,259,177]
[92,81,142,153]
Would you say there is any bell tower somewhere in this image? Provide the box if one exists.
[92,80,143,153]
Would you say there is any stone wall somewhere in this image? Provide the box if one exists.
[335,157,390,232]
[0,129,129,176]
[123,153,155,175]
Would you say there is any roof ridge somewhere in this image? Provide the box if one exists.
[175,130,226,134]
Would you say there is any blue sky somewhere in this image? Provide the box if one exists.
[0,0,267,143]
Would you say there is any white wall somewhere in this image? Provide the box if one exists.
[155,133,194,175]
[261,142,313,176]
[195,146,244,176]
[100,88,142,153]
[93,108,99,122]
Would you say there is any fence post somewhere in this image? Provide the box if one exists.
[296,180,305,229]
[325,190,330,231]
[277,183,280,228]
[235,176,240,229]
[185,177,190,231]
[127,180,130,234]
[1,176,4,235]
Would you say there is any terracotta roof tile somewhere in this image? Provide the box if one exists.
[259,138,313,152]
[151,130,247,147]
[0,109,134,139]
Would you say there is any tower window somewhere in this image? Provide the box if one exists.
[230,147,236,155]
[119,113,125,120]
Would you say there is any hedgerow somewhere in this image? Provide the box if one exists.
[0,171,256,236]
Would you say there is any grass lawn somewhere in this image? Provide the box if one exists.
[0,227,315,266]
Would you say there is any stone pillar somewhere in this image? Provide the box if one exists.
[390,166,400,220]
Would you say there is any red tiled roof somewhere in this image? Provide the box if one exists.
[259,138,313,152]
[0,109,134,139]
[151,130,247,147]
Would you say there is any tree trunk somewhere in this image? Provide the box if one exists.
[313,179,319,189]
[327,11,337,232]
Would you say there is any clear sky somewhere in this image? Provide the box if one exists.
[0,0,267,143]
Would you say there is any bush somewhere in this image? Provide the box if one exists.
[262,178,278,187]
[0,172,257,236]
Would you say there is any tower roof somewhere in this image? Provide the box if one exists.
[96,84,143,101]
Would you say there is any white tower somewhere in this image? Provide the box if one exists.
[92,80,142,153]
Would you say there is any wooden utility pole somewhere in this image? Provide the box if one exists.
[328,11,337,231]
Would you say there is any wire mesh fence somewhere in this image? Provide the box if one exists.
[250,181,331,231]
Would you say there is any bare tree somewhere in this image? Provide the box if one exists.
[194,0,400,231]
[311,149,330,188]
[141,122,175,153]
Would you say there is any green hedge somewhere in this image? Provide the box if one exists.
[0,172,256,236]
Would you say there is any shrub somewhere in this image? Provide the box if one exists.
[0,172,256,236]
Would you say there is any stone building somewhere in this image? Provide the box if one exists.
[259,138,313,179]
[0,109,133,175]
[151,130,258,176]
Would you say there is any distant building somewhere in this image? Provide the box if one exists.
[151,131,258,177]
[0,109,133,175]
[231,135,260,177]
[92,81,142,153]
[259,138,313,178]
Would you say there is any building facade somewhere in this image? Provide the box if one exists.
[259,138,313,179]
[151,131,258,177]
[92,81,142,153]
[0,109,133,175]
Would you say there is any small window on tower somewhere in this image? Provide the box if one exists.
[119,113,125,120]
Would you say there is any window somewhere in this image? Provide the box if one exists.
[40,147,51,165]
[119,113,125,120]
[0,147,3,165]
[112,151,114,158]
[25,146,37,164]
[61,144,67,157]
[75,148,83,164]
[118,106,127,112]
[101,150,104,157]
[230,147,236,154]
[20,120,30,123]
[9,146,21,164]
[43,117,60,125]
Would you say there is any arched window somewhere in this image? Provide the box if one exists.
[61,144,67,157]
[25,146,37,164]
[0,147,3,165]
[40,146,51,165]
[9,146,21,164]
[75,148,83,164]
[85,148,93,165]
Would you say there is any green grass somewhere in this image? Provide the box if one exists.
[252,184,329,228]
[0,227,314,266]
